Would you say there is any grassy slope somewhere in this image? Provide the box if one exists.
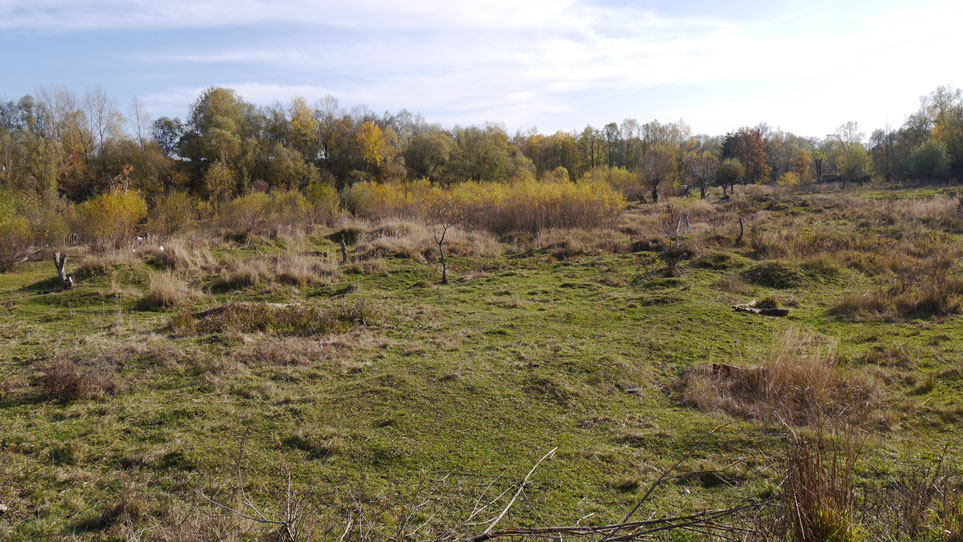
[1,188,962,540]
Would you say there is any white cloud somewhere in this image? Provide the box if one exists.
[18,0,959,136]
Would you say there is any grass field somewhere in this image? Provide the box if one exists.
[2,185,962,540]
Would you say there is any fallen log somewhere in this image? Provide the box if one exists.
[733,299,788,317]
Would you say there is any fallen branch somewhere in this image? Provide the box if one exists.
[464,446,557,542]
[733,299,789,317]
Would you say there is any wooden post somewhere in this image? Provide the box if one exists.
[54,252,74,289]
[339,235,348,265]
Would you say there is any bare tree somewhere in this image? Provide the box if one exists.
[685,153,719,199]
[128,96,151,150]
[83,85,124,155]
[640,146,676,203]
[426,193,463,285]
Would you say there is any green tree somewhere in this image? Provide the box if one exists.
[906,139,950,182]
[204,160,236,203]
[721,128,770,184]
[716,158,745,194]
[837,144,873,185]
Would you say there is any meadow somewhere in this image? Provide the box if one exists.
[1,183,963,541]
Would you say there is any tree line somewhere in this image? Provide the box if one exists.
[1,84,962,209]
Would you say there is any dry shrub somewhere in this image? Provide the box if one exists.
[755,430,963,542]
[141,272,200,310]
[836,252,963,321]
[346,257,388,275]
[42,357,120,401]
[344,178,625,234]
[214,257,271,291]
[680,328,878,425]
[834,291,895,321]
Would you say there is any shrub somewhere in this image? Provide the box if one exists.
[742,261,804,289]
[343,178,625,235]
[342,180,427,220]
[0,209,32,273]
[147,191,196,236]
[219,190,314,237]
[303,181,340,224]
[73,188,148,250]
[219,192,271,236]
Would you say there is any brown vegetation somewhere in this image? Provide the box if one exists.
[41,357,120,401]
[679,328,879,426]
[171,300,378,337]
[141,271,201,310]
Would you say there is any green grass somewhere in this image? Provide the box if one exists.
[1,189,962,540]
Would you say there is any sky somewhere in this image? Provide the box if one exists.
[1,0,961,139]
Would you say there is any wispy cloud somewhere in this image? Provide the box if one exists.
[3,0,961,136]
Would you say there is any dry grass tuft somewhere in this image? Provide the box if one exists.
[41,357,120,401]
[273,252,338,287]
[535,228,630,258]
[140,238,216,272]
[679,327,878,426]
[355,219,501,261]
[141,272,201,310]
[74,250,138,280]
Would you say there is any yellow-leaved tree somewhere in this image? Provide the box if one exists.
[75,188,148,250]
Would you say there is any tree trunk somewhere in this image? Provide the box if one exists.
[438,241,448,285]
[54,252,73,289]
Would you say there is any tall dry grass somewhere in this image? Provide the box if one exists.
[141,272,201,310]
[680,327,878,426]
[343,178,625,234]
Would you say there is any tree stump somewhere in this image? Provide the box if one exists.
[54,252,74,289]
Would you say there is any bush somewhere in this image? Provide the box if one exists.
[147,191,196,236]
[0,202,33,273]
[304,181,340,224]
[73,188,148,250]
[219,190,314,237]
[342,178,625,235]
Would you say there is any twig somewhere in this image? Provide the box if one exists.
[465,446,557,542]
[600,422,731,542]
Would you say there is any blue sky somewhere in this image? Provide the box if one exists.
[1,0,960,138]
